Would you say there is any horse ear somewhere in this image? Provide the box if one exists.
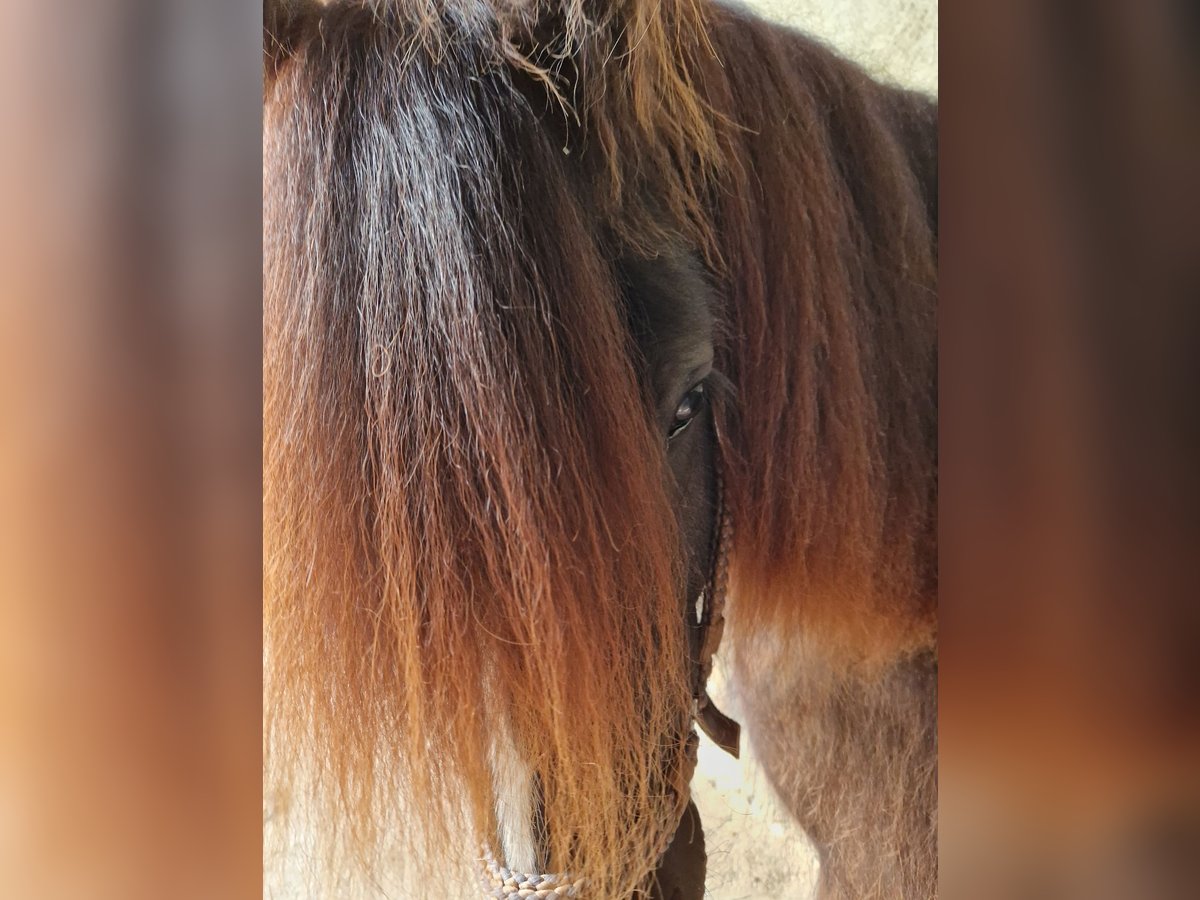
[264,0,315,80]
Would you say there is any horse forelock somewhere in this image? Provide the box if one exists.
[265,0,726,253]
[264,7,694,895]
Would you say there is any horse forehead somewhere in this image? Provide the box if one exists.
[619,249,716,407]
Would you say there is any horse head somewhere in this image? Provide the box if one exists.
[264,2,937,897]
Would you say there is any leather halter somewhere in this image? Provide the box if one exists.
[480,428,740,898]
[689,446,741,758]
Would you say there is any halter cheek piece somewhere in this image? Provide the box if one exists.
[691,456,741,759]
[480,434,741,898]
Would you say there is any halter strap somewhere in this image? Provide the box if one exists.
[690,455,741,758]
[480,851,585,899]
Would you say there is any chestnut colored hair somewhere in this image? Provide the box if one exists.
[264,1,936,895]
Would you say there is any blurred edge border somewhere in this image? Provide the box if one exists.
[941,1,1200,897]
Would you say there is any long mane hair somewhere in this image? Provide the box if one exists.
[264,1,936,896]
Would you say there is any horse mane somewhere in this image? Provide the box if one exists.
[264,0,936,895]
[703,7,937,671]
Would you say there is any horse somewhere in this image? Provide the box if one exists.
[263,1,937,897]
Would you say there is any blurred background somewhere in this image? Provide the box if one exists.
[3,0,1199,898]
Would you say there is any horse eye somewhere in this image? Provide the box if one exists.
[668,382,707,441]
